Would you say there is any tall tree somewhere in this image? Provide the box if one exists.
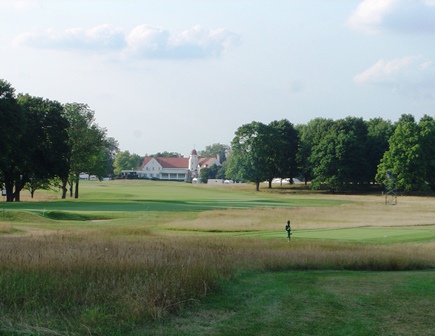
[296,118,334,184]
[376,115,427,192]
[16,94,70,200]
[268,119,299,186]
[63,103,106,198]
[418,115,435,190]
[100,137,119,178]
[227,121,278,191]
[366,118,394,184]
[0,80,25,201]
[310,117,369,192]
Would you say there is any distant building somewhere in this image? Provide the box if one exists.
[121,149,220,182]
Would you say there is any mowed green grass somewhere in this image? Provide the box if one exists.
[2,180,343,212]
[293,226,435,243]
[153,270,435,336]
[2,180,435,244]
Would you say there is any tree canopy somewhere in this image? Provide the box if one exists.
[199,143,229,163]
[0,79,118,201]
[113,151,143,175]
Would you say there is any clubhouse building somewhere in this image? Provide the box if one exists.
[121,149,220,182]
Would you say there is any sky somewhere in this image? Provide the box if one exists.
[1,0,435,157]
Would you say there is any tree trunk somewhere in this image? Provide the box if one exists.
[61,178,68,199]
[74,175,79,198]
[69,180,73,198]
[256,181,260,191]
[5,175,14,202]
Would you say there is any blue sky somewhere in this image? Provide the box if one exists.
[2,0,435,156]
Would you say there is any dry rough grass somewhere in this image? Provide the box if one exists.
[162,195,435,231]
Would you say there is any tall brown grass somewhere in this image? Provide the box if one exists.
[0,234,238,335]
[162,195,435,231]
[1,234,434,335]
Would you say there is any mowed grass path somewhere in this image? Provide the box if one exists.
[152,270,435,336]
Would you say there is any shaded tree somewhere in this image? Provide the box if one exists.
[63,103,107,198]
[113,151,143,175]
[14,94,70,201]
[310,117,369,192]
[376,115,426,192]
[199,143,230,163]
[199,164,220,183]
[100,137,119,178]
[0,80,25,201]
[366,118,394,184]
[267,119,299,188]
[419,115,435,190]
[227,121,278,191]
[296,118,334,185]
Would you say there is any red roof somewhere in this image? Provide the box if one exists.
[141,157,189,169]
[141,155,219,169]
[157,157,189,168]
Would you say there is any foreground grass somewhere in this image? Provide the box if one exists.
[153,270,435,336]
[1,181,435,335]
[1,234,435,335]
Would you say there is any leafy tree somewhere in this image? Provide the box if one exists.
[310,117,369,192]
[310,129,348,192]
[267,119,299,187]
[14,94,70,201]
[199,164,220,183]
[419,115,435,190]
[0,80,25,201]
[100,137,119,178]
[227,121,278,191]
[336,117,370,184]
[63,103,107,198]
[113,151,143,175]
[376,115,426,192]
[296,118,334,184]
[24,178,53,198]
[216,161,228,179]
[199,143,230,163]
[366,118,394,184]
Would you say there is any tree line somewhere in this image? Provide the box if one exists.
[225,116,435,192]
[107,115,435,193]
[0,79,118,201]
[3,78,434,199]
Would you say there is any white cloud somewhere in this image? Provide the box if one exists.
[354,56,435,99]
[125,24,240,59]
[15,24,240,60]
[354,56,419,84]
[348,0,435,34]
[15,24,126,51]
[347,0,399,33]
